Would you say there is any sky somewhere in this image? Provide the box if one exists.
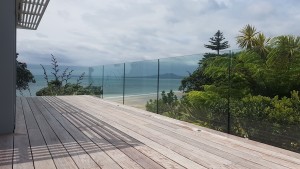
[17,0,300,66]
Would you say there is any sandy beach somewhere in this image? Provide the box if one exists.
[104,91,184,110]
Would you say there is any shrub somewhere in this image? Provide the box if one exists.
[231,91,300,152]
[146,90,182,119]
[183,90,228,131]
[16,53,36,95]
[36,55,102,96]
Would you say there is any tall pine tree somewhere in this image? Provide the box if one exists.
[204,30,229,55]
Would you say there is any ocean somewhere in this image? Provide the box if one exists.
[17,75,183,98]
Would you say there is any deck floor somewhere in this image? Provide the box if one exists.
[1,96,300,169]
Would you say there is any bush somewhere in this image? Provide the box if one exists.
[36,55,102,96]
[146,90,182,119]
[183,90,228,131]
[231,91,300,152]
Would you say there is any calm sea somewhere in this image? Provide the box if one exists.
[17,75,182,97]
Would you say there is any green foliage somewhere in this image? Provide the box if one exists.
[16,53,36,95]
[146,25,300,152]
[204,30,230,55]
[146,90,181,118]
[155,25,300,152]
[236,24,259,50]
[182,90,228,130]
[179,53,230,92]
[230,91,300,151]
[36,55,102,96]
[179,67,212,92]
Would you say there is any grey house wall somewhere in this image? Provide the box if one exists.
[0,0,16,134]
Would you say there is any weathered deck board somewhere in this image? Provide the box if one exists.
[60,95,300,169]
[0,96,299,169]
[96,95,300,161]
[42,96,159,169]
[28,97,100,169]
[77,96,295,168]
[0,134,13,169]
[13,97,34,169]
[84,95,300,162]
[58,97,231,168]
[20,97,57,169]
[85,95,300,164]
[58,96,205,169]
[36,97,128,169]
[59,96,264,169]
[26,97,79,169]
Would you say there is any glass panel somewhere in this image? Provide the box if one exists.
[159,54,201,92]
[155,52,231,132]
[17,64,91,96]
[87,66,103,98]
[16,64,49,96]
[102,63,124,104]
[124,60,158,110]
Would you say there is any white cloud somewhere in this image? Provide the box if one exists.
[17,0,300,66]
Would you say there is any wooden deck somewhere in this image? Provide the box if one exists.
[1,96,300,169]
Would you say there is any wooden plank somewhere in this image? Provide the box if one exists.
[24,97,78,169]
[92,95,300,160]
[40,96,145,169]
[44,96,166,169]
[110,103,300,168]
[65,111,166,169]
[28,97,100,169]
[35,97,123,169]
[45,97,182,168]
[13,97,34,169]
[70,99,254,169]
[0,134,13,169]
[58,96,209,169]
[114,105,300,168]
[51,96,201,168]
[20,97,57,169]
[90,120,186,169]
[84,95,300,168]
[146,123,300,169]
[62,96,298,168]
[84,96,298,168]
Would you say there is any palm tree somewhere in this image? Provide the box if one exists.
[236,24,259,50]
[273,35,300,60]
[266,35,300,74]
[253,33,271,60]
[267,35,300,66]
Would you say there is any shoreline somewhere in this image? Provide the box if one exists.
[104,91,184,110]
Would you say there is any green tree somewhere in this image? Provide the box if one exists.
[253,33,271,60]
[204,30,230,55]
[179,58,213,92]
[236,24,259,50]
[16,53,36,95]
[235,25,300,97]
[268,35,300,67]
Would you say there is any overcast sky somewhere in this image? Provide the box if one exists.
[17,0,300,66]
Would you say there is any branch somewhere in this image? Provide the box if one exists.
[51,54,60,81]
[40,64,49,85]
[76,72,85,86]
